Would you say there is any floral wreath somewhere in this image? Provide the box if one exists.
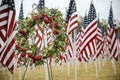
[15,7,68,67]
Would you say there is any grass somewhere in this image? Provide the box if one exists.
[0,60,120,80]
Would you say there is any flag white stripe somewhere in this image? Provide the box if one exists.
[0,20,7,26]
[0,5,8,11]
[7,11,14,31]
[81,29,97,50]
[86,46,91,56]
[1,31,17,63]
[1,29,6,37]
[89,41,95,55]
[3,44,15,65]
[0,12,8,18]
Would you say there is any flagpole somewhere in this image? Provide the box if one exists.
[95,36,98,79]
[67,60,70,77]
[111,58,117,75]
[8,71,12,80]
[74,30,77,80]
[95,59,98,79]
[18,67,22,80]
[44,27,50,80]
[98,56,101,72]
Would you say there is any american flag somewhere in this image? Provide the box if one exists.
[34,25,44,50]
[77,13,88,61]
[117,38,120,57]
[66,0,78,34]
[34,0,45,51]
[46,27,52,46]
[66,37,74,59]
[82,12,88,29]
[93,17,103,60]
[107,3,113,46]
[38,0,45,8]
[58,53,67,65]
[81,2,97,61]
[87,2,97,24]
[107,2,118,60]
[75,31,83,61]
[18,0,24,20]
[75,32,81,55]
[0,0,17,73]
[65,0,78,60]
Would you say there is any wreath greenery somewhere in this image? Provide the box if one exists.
[15,7,68,67]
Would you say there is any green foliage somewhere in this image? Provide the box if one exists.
[15,7,68,67]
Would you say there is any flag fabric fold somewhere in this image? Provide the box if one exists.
[0,0,17,73]
[107,2,118,60]
[38,0,45,8]
[81,2,97,61]
[66,0,78,34]
[18,0,24,20]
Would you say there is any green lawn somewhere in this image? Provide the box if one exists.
[0,61,120,80]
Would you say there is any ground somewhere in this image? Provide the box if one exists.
[0,60,120,80]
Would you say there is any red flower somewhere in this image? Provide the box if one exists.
[49,16,54,22]
[44,17,50,24]
[28,52,32,58]
[36,55,42,60]
[42,14,47,17]
[34,55,42,60]
[54,22,59,29]
[53,30,59,35]
[17,60,21,64]
[19,29,27,36]
[15,44,20,49]
[19,29,24,34]
[21,52,26,57]
[39,15,43,20]
[33,15,37,20]
[22,47,27,52]
[49,24,53,29]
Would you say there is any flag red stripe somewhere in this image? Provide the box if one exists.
[69,14,78,21]
[83,21,97,36]
[0,8,9,14]
[5,51,15,67]
[7,12,16,37]
[0,31,6,42]
[82,28,97,46]
[1,38,15,64]
[68,25,78,34]
[0,16,8,22]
